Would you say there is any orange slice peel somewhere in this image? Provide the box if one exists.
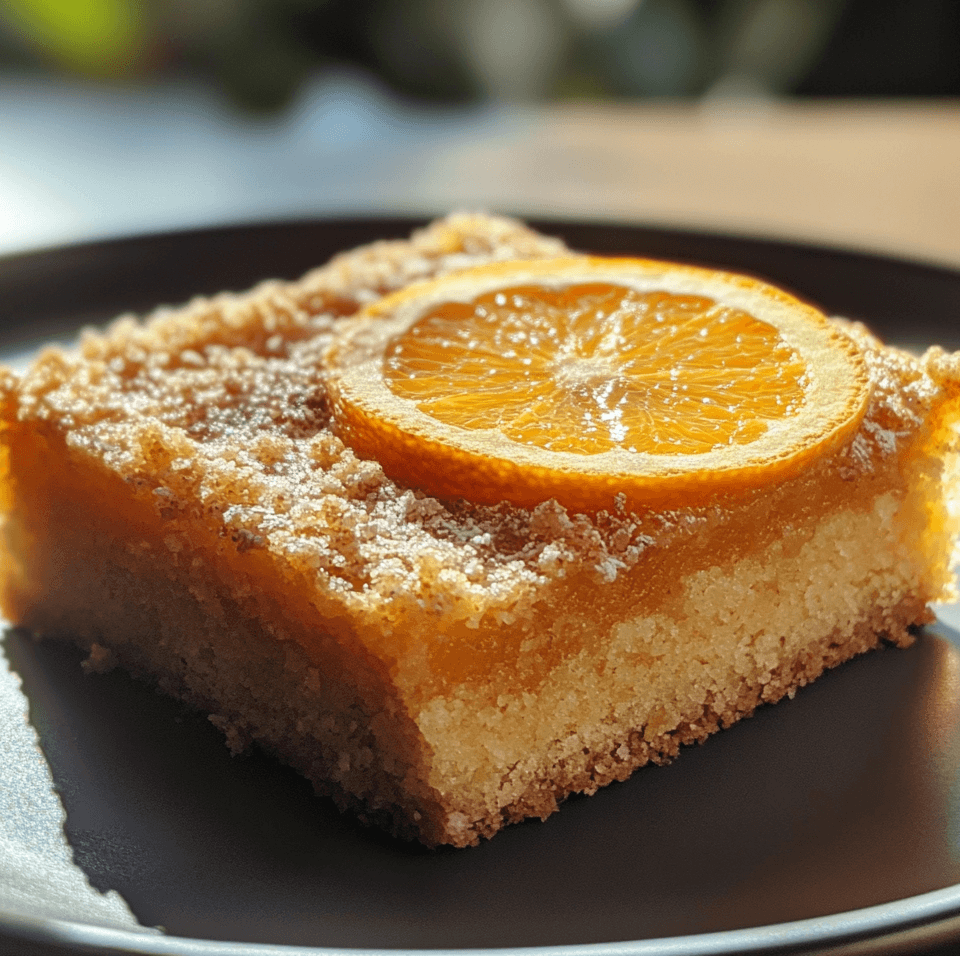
[324,256,870,513]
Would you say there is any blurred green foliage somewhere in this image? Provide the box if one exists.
[2,0,150,75]
[1,0,958,112]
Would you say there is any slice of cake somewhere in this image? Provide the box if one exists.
[1,214,958,848]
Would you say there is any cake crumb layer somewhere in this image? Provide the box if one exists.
[1,213,959,847]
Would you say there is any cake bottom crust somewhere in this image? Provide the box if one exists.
[481,594,925,843]
[27,586,926,847]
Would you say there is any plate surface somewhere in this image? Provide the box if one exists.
[3,218,960,956]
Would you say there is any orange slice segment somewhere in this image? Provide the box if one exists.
[324,257,870,512]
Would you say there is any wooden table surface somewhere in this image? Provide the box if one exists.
[1,83,957,273]
[412,99,960,270]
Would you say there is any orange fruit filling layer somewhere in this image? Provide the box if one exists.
[0,411,922,700]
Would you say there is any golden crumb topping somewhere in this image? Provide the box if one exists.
[2,214,958,621]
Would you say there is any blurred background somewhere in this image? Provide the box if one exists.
[4,0,960,108]
[0,0,958,261]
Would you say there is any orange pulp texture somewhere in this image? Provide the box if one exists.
[385,283,806,456]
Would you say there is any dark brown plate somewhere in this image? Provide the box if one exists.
[3,218,960,956]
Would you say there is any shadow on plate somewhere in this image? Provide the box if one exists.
[6,622,960,950]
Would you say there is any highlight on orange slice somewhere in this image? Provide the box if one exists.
[323,257,870,513]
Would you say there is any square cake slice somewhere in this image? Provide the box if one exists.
[1,214,959,847]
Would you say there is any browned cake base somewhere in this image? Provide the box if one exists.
[2,214,958,846]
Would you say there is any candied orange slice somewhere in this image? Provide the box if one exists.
[324,257,869,512]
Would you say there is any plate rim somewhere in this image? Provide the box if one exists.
[5,879,960,956]
[3,210,960,279]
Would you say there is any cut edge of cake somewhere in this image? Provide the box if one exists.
[1,214,959,847]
